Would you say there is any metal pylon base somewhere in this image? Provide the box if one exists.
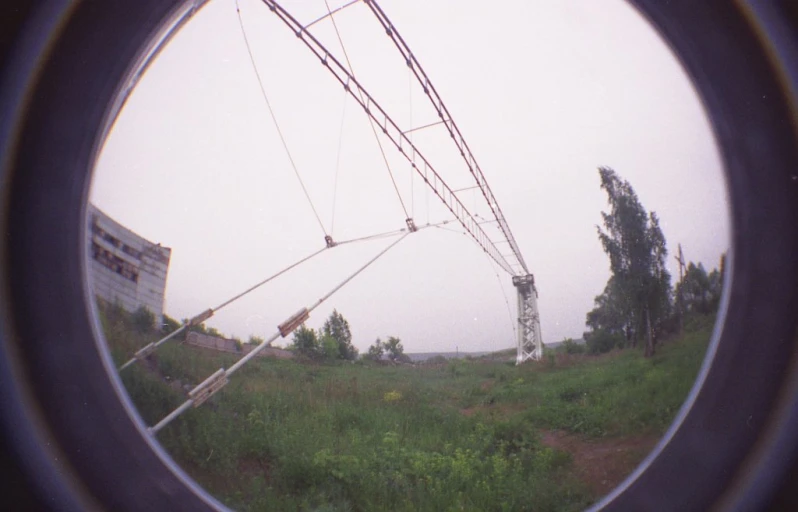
[512,274,543,364]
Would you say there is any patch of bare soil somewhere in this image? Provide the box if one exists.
[540,429,659,497]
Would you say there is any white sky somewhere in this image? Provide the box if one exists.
[90,0,729,353]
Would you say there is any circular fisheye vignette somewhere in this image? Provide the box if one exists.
[1,1,232,510]
[81,1,229,509]
[596,2,798,511]
[1,1,792,512]
[83,2,736,510]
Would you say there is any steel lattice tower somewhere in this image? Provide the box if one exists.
[513,274,543,363]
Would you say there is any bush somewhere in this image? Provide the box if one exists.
[248,335,265,346]
[585,329,623,354]
[384,336,405,362]
[291,325,321,359]
[321,335,340,360]
[544,350,556,368]
[561,338,585,355]
[162,314,182,334]
[187,321,207,334]
[131,306,155,334]
[364,338,384,361]
[447,359,465,377]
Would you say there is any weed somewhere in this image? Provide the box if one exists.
[100,301,713,511]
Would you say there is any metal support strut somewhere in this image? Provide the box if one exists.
[512,274,543,364]
[148,233,411,435]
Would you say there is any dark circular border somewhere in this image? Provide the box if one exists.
[598,2,798,509]
[1,1,224,510]
[0,1,796,511]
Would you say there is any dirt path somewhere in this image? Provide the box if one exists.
[540,429,660,498]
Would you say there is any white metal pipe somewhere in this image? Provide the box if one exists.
[148,233,410,434]
[118,324,187,372]
[149,399,193,434]
[225,331,282,376]
[155,324,187,349]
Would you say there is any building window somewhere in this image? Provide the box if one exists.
[91,242,139,283]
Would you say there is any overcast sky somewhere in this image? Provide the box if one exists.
[90,0,729,354]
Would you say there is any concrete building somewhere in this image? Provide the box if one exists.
[87,204,171,322]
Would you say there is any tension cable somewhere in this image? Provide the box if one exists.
[149,231,410,434]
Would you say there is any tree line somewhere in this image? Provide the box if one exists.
[584,167,725,357]
[290,309,408,363]
[160,306,407,363]
[159,166,722,364]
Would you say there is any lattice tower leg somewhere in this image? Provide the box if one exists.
[513,274,543,364]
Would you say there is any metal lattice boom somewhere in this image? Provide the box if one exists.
[260,0,544,363]
[363,0,529,277]
[261,0,517,276]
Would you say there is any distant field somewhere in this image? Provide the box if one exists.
[404,351,491,362]
[406,337,585,362]
[102,304,714,511]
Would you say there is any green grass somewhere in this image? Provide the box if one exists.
[101,302,714,511]
[497,325,712,438]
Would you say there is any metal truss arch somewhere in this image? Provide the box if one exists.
[258,0,544,363]
[261,0,517,276]
[362,0,529,277]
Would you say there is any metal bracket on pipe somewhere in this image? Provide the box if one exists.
[278,308,310,337]
[189,369,229,408]
[189,308,214,326]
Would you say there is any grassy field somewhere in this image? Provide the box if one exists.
[102,304,714,511]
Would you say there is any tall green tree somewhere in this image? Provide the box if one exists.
[645,211,672,340]
[707,252,726,309]
[585,277,626,347]
[323,309,357,360]
[291,325,320,358]
[320,334,340,360]
[588,167,672,357]
[365,338,384,361]
[384,336,404,362]
[675,262,712,314]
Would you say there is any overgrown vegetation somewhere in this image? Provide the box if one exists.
[96,166,727,510]
[559,338,585,355]
[103,299,715,511]
[365,336,408,363]
[675,257,725,315]
[131,305,156,334]
[289,310,362,361]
